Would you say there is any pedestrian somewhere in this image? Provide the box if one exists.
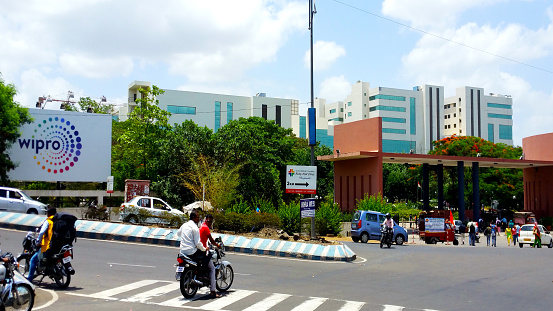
[484,223,492,246]
[513,223,520,246]
[459,222,466,245]
[491,223,498,247]
[469,221,476,246]
[532,223,541,248]
[505,226,512,246]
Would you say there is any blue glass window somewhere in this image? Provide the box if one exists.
[330,109,336,114]
[488,124,494,142]
[328,117,344,122]
[214,101,221,132]
[487,103,511,109]
[410,97,416,135]
[369,95,406,101]
[167,105,196,115]
[315,129,334,149]
[488,113,512,119]
[369,106,406,112]
[227,102,233,123]
[348,102,352,106]
[382,140,416,153]
[299,116,306,139]
[499,125,512,140]
[348,112,352,117]
[382,117,406,123]
[382,128,406,134]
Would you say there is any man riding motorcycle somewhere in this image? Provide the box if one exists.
[27,207,56,282]
[176,211,218,298]
[382,213,395,243]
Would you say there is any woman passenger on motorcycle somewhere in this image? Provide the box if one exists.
[200,214,220,298]
[27,207,56,282]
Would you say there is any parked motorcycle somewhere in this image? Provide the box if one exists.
[0,252,35,311]
[380,227,393,248]
[16,231,75,289]
[175,237,234,299]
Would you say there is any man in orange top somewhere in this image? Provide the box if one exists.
[199,214,220,298]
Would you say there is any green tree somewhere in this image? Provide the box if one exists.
[0,75,33,183]
[64,96,115,114]
[212,117,297,206]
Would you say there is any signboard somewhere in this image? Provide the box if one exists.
[425,218,445,233]
[285,165,317,194]
[125,179,150,202]
[8,109,112,182]
[107,176,114,194]
[300,198,316,218]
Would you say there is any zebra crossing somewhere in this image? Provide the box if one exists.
[67,279,439,311]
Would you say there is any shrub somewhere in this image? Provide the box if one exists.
[277,202,300,235]
[226,200,252,214]
[315,201,343,236]
[356,193,392,213]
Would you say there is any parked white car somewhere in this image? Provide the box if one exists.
[518,224,553,248]
[120,196,184,225]
[0,187,48,215]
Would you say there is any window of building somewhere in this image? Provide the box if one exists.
[382,139,416,153]
[488,124,494,142]
[410,97,416,135]
[299,116,306,139]
[382,117,406,123]
[499,124,513,140]
[227,102,233,123]
[488,113,512,120]
[348,101,352,107]
[454,113,456,117]
[330,109,336,114]
[291,100,299,115]
[348,112,352,117]
[444,125,447,129]
[364,93,367,96]
[340,108,344,112]
[328,117,344,122]
[369,106,406,112]
[444,115,447,120]
[382,128,406,134]
[262,104,267,120]
[369,94,406,101]
[276,105,281,126]
[487,103,512,109]
[215,101,221,131]
[454,103,456,107]
[454,124,456,128]
[167,105,196,115]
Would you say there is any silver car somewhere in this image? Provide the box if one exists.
[0,187,48,215]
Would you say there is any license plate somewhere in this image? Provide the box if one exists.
[524,238,531,241]
[176,266,184,273]
[62,256,71,264]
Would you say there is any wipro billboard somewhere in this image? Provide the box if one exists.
[8,109,112,182]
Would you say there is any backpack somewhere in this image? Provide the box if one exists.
[49,212,77,254]
[469,223,475,233]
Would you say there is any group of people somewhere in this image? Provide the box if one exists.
[482,220,520,247]
[460,217,543,248]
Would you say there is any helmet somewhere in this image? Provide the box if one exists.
[386,213,391,219]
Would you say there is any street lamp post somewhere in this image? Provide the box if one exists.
[308,0,316,239]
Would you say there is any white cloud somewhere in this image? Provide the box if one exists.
[319,75,351,103]
[304,41,346,71]
[16,69,78,109]
[60,54,134,79]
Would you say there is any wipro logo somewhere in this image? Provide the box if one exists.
[17,116,82,174]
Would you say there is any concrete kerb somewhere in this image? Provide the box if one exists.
[0,212,356,262]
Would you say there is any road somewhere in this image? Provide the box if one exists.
[0,228,551,311]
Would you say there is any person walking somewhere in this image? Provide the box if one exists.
[505,226,513,246]
[468,221,476,246]
[459,222,466,245]
[532,223,542,248]
[491,223,498,247]
[513,223,520,246]
[484,223,492,246]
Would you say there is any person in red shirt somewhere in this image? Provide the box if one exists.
[199,214,220,298]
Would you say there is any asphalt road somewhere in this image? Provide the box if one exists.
[0,228,551,311]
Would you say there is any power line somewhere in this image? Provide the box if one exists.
[332,0,553,74]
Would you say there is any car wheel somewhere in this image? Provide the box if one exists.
[360,233,369,243]
[352,237,359,243]
[431,237,438,244]
[519,243,523,248]
[26,209,38,215]
[395,234,405,246]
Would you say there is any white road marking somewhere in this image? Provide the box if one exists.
[290,297,328,311]
[68,279,161,300]
[242,293,291,311]
[200,290,256,311]
[383,304,405,311]
[122,282,180,303]
[33,288,58,310]
[107,262,156,268]
[337,301,365,311]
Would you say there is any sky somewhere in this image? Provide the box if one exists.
[1,0,552,147]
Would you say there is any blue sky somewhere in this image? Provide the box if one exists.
[2,0,552,146]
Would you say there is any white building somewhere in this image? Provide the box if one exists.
[120,81,300,134]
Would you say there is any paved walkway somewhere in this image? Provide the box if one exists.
[0,212,356,262]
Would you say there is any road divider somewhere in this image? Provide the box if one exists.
[0,212,356,262]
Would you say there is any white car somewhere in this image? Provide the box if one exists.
[0,187,48,215]
[518,224,553,248]
[120,196,184,225]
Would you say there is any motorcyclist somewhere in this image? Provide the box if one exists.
[383,213,395,241]
[176,211,218,298]
[199,214,220,298]
[27,207,56,282]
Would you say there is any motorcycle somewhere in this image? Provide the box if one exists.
[175,237,234,299]
[16,231,75,289]
[380,227,393,248]
[0,252,35,311]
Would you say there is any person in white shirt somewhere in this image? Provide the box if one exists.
[383,213,394,231]
[177,211,206,256]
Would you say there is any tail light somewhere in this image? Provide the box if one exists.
[177,257,184,264]
[358,220,362,228]
[64,250,72,258]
